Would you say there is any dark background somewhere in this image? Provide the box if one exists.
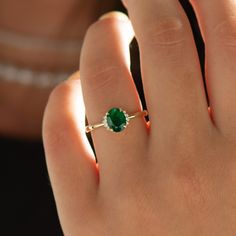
[3,1,205,235]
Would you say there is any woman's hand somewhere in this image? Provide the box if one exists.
[43,0,236,235]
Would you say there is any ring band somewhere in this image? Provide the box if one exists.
[86,107,148,133]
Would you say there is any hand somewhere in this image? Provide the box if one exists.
[43,0,236,235]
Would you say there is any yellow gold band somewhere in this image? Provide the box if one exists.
[85,109,148,133]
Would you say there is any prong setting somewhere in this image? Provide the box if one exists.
[102,108,129,132]
[85,108,148,133]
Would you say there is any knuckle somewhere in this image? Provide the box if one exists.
[174,161,200,188]
[83,65,127,94]
[172,161,208,210]
[141,17,186,47]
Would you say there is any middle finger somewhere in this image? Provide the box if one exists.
[124,0,210,139]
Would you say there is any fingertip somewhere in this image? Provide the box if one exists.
[83,11,134,67]
[98,11,134,40]
[99,11,129,22]
[42,73,98,189]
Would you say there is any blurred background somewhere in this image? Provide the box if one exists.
[1,0,204,235]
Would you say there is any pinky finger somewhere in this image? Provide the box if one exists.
[43,72,98,233]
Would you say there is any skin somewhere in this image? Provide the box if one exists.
[43,0,236,235]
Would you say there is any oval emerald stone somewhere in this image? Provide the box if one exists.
[105,108,128,132]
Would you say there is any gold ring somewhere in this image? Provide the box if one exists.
[86,107,148,133]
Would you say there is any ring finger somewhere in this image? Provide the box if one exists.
[80,12,148,187]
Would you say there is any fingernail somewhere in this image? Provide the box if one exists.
[99,11,129,22]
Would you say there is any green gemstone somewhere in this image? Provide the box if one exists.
[105,108,128,132]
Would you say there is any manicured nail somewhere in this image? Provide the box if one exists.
[99,11,129,22]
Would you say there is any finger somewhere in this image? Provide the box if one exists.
[189,0,236,137]
[43,72,98,232]
[80,12,148,186]
[124,0,210,139]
